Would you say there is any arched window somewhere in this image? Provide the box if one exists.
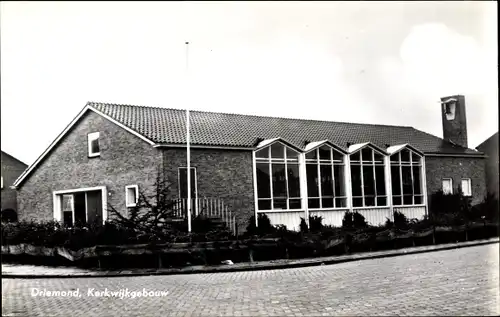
[305,145,346,208]
[255,142,301,210]
[390,148,423,205]
[350,147,387,207]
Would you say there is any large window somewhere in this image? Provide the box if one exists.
[350,147,387,207]
[255,142,301,210]
[305,145,346,208]
[390,148,423,205]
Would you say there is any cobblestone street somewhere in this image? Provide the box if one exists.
[2,244,499,316]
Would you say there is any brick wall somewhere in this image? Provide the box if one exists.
[425,156,487,206]
[17,110,162,221]
[162,148,255,232]
[1,152,27,212]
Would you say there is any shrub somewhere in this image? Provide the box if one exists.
[274,224,288,233]
[192,215,219,234]
[430,190,462,216]
[408,215,433,232]
[1,209,18,223]
[384,218,393,229]
[342,211,367,229]
[353,212,368,228]
[319,225,343,239]
[246,214,275,236]
[342,211,354,228]
[393,210,409,229]
[308,216,323,232]
[299,217,309,233]
[472,193,499,222]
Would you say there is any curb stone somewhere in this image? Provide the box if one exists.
[2,237,498,279]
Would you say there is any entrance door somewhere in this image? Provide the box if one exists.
[74,192,86,226]
[86,190,103,226]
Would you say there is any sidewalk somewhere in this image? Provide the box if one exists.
[2,237,498,278]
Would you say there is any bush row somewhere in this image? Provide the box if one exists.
[1,215,235,250]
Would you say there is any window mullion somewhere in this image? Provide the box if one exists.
[360,150,365,207]
[317,149,322,208]
[284,147,289,210]
[269,147,273,210]
[410,151,414,205]
[372,150,377,206]
[399,153,403,205]
[331,149,336,208]
[71,194,75,226]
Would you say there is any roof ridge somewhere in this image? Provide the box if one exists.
[87,101,413,129]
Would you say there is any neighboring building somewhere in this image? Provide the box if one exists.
[1,151,28,219]
[476,132,499,199]
[13,95,487,232]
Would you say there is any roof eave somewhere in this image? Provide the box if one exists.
[153,144,253,151]
[423,152,486,158]
[13,104,157,188]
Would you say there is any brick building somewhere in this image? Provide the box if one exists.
[1,151,28,218]
[13,95,487,232]
[476,132,499,199]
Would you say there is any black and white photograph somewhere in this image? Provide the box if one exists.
[1,1,498,316]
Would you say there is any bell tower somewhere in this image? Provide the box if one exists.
[441,95,468,148]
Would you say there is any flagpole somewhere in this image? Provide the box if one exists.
[185,41,192,233]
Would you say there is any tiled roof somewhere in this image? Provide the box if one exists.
[89,102,481,155]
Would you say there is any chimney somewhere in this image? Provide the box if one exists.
[440,95,468,148]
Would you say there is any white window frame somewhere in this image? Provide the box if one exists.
[52,186,108,225]
[442,178,453,194]
[1,176,3,189]
[254,141,302,211]
[390,148,424,206]
[125,185,139,207]
[350,146,388,208]
[305,145,347,210]
[88,132,100,157]
[461,178,472,197]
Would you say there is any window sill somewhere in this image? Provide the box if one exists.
[393,204,426,207]
[88,153,101,158]
[126,204,137,208]
[308,207,349,211]
[352,205,390,210]
[257,209,304,213]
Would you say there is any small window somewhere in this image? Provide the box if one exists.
[125,185,138,207]
[461,179,472,197]
[88,132,100,157]
[442,178,453,195]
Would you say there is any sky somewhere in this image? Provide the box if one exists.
[1,1,498,165]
